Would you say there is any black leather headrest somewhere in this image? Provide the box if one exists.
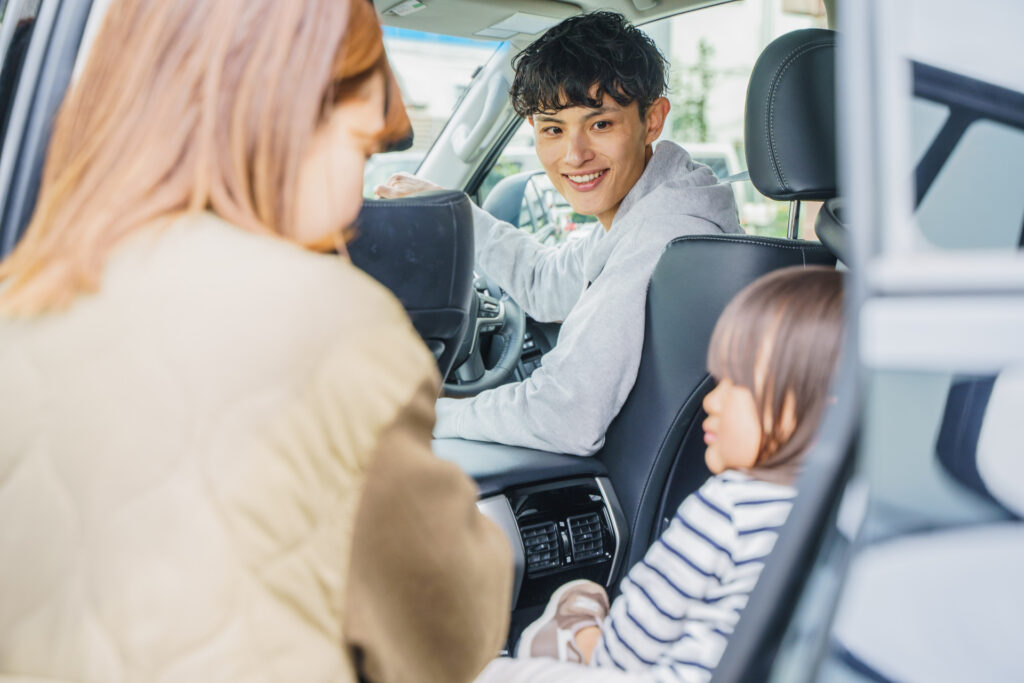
[350,190,473,311]
[348,190,475,378]
[745,28,837,201]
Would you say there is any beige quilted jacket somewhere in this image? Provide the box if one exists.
[0,213,513,682]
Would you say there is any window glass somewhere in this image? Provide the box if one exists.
[909,66,1024,252]
[916,119,1024,249]
[482,0,826,239]
[362,28,500,197]
[0,0,42,150]
[911,99,950,161]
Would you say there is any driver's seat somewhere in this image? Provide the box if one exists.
[595,28,839,579]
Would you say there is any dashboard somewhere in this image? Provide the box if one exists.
[433,439,628,615]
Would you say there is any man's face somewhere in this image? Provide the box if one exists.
[530,92,668,229]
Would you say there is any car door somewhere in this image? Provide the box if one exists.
[0,0,93,257]
[715,1,1024,681]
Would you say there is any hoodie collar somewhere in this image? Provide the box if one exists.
[611,141,693,229]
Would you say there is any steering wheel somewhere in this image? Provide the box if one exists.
[443,273,526,397]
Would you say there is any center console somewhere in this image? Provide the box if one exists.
[506,477,626,609]
[433,439,628,611]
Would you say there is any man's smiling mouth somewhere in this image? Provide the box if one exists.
[564,169,608,189]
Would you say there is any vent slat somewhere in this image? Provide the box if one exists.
[567,512,604,561]
[521,521,561,573]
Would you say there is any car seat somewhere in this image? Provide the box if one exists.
[829,369,1024,682]
[595,28,839,579]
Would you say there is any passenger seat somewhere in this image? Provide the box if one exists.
[830,368,1024,682]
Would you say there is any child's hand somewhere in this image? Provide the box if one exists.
[574,624,602,664]
[558,580,609,620]
[516,579,610,663]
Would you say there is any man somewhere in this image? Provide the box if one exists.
[376,11,742,455]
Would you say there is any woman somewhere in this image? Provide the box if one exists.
[0,1,512,681]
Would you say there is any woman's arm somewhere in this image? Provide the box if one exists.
[334,319,514,682]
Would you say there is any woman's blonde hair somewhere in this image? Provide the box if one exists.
[707,266,844,484]
[0,0,408,314]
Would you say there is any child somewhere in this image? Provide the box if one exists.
[515,265,844,681]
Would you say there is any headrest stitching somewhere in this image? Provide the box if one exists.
[766,39,835,194]
[362,200,464,210]
[664,233,832,251]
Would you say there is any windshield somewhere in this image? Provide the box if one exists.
[363,28,501,197]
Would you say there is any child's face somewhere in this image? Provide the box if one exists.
[701,378,763,475]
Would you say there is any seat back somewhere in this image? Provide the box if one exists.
[596,27,840,577]
[348,190,475,380]
[597,237,835,571]
[937,372,1024,519]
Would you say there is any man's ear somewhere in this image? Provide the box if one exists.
[644,97,670,144]
[528,116,535,129]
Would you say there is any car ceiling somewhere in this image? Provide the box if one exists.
[373,0,737,46]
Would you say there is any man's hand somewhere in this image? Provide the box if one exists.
[374,171,445,199]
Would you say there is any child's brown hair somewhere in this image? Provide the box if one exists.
[707,266,844,483]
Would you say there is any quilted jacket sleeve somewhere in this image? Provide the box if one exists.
[343,328,514,683]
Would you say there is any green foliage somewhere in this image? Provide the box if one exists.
[478,160,525,204]
[668,38,715,143]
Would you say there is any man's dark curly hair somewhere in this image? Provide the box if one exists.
[510,11,668,119]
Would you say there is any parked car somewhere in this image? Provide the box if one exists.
[1,0,1020,681]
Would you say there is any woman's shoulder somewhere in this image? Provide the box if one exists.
[103,212,432,379]
[145,212,409,327]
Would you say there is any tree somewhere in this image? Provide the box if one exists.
[668,37,715,143]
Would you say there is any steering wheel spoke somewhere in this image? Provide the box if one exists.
[444,285,526,397]
[476,291,506,332]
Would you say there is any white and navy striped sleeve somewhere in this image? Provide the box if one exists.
[591,472,795,682]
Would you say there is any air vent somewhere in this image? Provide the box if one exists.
[568,513,604,562]
[521,521,560,573]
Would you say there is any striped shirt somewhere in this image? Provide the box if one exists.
[591,471,796,682]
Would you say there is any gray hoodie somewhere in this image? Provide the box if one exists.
[433,141,743,455]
